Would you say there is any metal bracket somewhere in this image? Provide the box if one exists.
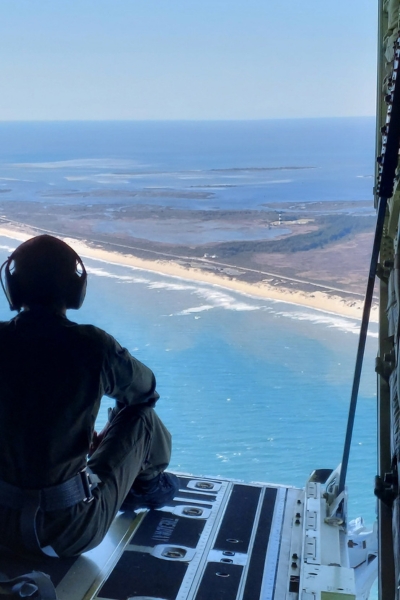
[374,472,398,508]
[375,355,394,380]
[376,260,393,283]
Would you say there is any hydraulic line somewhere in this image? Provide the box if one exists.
[338,195,387,496]
[338,36,400,498]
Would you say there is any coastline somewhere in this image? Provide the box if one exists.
[0,225,377,323]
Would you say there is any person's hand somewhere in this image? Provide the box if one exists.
[89,431,99,457]
[89,422,111,456]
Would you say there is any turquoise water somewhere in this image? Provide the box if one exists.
[84,256,378,526]
[0,239,378,530]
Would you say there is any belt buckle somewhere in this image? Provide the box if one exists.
[80,468,94,503]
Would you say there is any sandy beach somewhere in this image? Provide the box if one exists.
[0,224,377,323]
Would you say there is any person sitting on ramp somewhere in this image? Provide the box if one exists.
[0,234,178,558]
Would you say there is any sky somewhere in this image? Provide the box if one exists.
[0,1,378,121]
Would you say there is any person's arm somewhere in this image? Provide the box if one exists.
[90,332,160,455]
[102,333,160,415]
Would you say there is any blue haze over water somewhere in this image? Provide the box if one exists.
[0,118,378,532]
[0,118,375,211]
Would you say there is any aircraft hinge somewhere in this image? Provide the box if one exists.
[376,260,393,282]
[375,356,394,380]
[374,472,398,508]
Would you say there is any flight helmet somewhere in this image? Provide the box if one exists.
[0,235,87,311]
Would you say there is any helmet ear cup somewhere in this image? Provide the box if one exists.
[66,262,87,309]
[2,259,23,311]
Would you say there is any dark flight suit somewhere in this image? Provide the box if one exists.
[0,308,171,557]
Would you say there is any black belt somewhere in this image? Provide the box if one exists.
[0,468,101,556]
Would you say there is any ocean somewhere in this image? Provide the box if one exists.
[0,119,379,575]
[0,118,375,212]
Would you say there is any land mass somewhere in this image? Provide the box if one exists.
[0,198,377,320]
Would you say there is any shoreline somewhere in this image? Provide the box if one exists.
[0,225,377,322]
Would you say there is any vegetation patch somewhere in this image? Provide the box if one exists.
[207,214,375,256]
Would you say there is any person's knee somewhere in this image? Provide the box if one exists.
[111,403,154,424]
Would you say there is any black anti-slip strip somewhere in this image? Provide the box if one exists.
[98,551,186,600]
[194,562,243,600]
[242,486,279,600]
[213,484,261,554]
[129,508,205,548]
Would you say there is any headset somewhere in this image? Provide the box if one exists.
[0,235,87,312]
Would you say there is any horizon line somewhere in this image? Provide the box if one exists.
[0,115,376,124]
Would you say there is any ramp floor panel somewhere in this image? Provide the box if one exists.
[0,475,300,600]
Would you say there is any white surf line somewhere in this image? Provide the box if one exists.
[0,223,376,323]
[0,217,369,299]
